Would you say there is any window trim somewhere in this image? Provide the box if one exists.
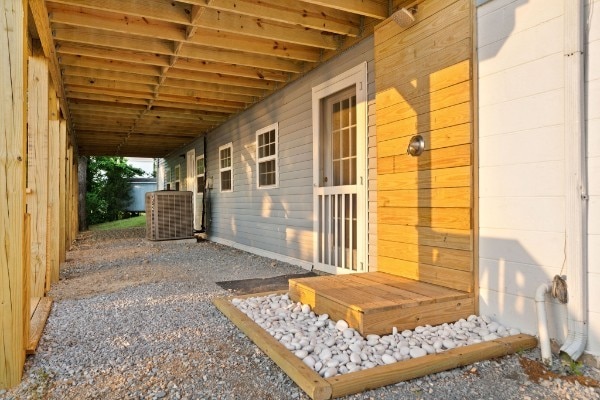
[256,122,279,189]
[165,168,171,190]
[219,142,233,192]
[174,164,181,190]
[196,155,205,194]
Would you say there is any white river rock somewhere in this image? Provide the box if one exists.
[232,294,520,378]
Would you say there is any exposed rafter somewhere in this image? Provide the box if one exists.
[39,0,386,157]
[29,0,74,139]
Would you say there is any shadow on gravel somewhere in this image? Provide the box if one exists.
[216,272,318,295]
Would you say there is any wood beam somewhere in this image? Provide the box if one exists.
[26,47,50,298]
[65,78,155,94]
[188,7,339,50]
[52,25,174,54]
[187,0,361,36]
[70,156,78,242]
[47,0,191,25]
[300,0,388,19]
[49,6,338,50]
[58,120,67,263]
[59,54,161,76]
[47,80,61,288]
[49,9,187,41]
[29,0,74,136]
[174,58,288,82]
[0,0,27,389]
[62,67,159,85]
[161,77,266,97]
[57,43,172,68]
[185,27,322,62]
[178,44,305,74]
[65,146,73,250]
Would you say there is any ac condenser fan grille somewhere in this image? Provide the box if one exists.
[145,191,194,241]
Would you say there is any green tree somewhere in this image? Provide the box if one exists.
[86,157,145,225]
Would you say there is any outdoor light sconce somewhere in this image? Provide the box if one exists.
[406,134,425,157]
[391,6,417,28]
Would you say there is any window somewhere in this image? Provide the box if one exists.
[256,122,278,188]
[196,155,205,194]
[165,168,171,190]
[219,143,233,192]
[174,165,181,190]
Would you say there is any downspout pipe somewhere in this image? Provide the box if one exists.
[536,283,553,366]
[560,0,588,361]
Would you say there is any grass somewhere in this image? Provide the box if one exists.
[89,215,146,231]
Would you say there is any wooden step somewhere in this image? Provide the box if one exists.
[289,272,474,336]
[214,293,537,400]
[26,296,53,354]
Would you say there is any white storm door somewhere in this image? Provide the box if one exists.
[186,149,197,229]
[312,63,367,275]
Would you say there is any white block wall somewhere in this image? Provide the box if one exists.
[477,0,599,356]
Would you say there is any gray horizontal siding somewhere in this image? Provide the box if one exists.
[163,35,375,266]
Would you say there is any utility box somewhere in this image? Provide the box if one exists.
[145,190,194,241]
[127,178,157,212]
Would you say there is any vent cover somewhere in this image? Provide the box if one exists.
[145,191,194,241]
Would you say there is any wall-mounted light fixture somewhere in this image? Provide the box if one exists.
[391,7,417,28]
[407,134,425,157]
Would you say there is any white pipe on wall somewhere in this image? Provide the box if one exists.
[535,283,553,366]
[560,0,588,361]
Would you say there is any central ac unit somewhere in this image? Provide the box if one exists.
[145,191,194,241]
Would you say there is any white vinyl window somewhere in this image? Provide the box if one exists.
[165,168,171,190]
[174,164,181,190]
[219,143,233,192]
[256,122,278,188]
[196,155,205,194]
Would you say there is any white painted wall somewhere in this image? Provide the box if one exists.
[477,0,599,357]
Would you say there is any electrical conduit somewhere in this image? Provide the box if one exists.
[535,283,553,366]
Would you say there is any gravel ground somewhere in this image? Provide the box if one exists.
[1,228,599,400]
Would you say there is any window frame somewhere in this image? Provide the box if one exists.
[196,155,205,194]
[256,122,279,189]
[174,164,181,190]
[165,168,171,190]
[219,142,233,192]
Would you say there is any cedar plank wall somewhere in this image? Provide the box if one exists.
[375,0,474,292]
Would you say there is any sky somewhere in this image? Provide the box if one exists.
[127,157,155,177]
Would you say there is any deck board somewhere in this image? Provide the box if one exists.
[26,296,52,354]
[289,272,474,336]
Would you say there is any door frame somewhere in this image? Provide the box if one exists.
[186,148,196,229]
[311,62,368,274]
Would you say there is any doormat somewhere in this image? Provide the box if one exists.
[216,272,318,295]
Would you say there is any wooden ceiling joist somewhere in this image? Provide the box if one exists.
[300,0,388,19]
[39,0,388,157]
[62,67,160,85]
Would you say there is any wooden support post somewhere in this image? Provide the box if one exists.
[23,214,31,360]
[66,146,73,250]
[26,43,49,298]
[0,0,28,389]
[58,120,67,263]
[71,155,78,242]
[46,80,60,288]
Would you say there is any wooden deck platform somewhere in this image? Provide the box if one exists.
[289,272,475,336]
